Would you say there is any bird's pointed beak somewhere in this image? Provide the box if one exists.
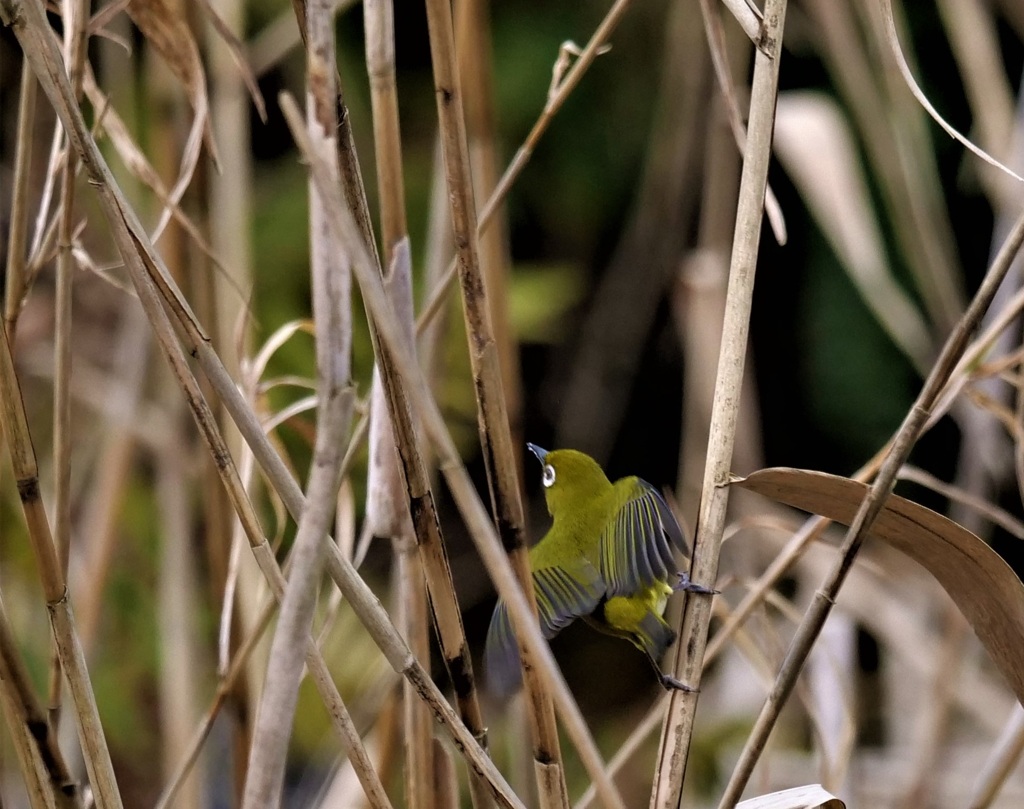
[526,443,548,464]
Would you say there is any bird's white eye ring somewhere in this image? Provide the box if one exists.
[542,464,556,488]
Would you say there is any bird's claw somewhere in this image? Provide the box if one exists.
[660,674,698,693]
[674,572,719,595]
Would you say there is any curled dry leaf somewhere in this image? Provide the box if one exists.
[736,784,845,809]
[732,468,1024,706]
[126,0,217,238]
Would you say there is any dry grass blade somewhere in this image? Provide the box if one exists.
[125,0,217,240]
[716,203,1024,808]
[935,0,1015,204]
[0,322,122,806]
[650,3,787,806]
[878,0,1023,185]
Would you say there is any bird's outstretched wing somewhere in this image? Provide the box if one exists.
[598,478,690,598]
[485,558,603,697]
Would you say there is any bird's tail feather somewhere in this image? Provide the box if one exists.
[485,601,522,698]
[632,611,677,661]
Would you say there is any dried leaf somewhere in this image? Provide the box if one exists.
[733,468,1024,705]
[736,784,844,809]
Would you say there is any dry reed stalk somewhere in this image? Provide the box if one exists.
[156,596,276,809]
[155,407,204,808]
[278,91,612,809]
[456,0,522,460]
[0,591,81,809]
[556,0,709,460]
[420,0,570,805]
[0,286,122,807]
[364,1,493,805]
[49,0,88,729]
[715,142,1024,809]
[4,63,38,337]
[204,0,259,785]
[241,0,361,798]
[363,3,442,806]
[650,3,787,806]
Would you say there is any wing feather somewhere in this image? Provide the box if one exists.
[485,557,603,696]
[599,479,689,597]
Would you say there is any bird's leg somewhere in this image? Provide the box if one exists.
[642,648,697,693]
[674,572,719,595]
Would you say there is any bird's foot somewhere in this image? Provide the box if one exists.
[660,673,698,693]
[674,572,719,595]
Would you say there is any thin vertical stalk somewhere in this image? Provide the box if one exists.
[420,0,569,806]
[4,63,38,337]
[50,0,89,728]
[0,309,122,808]
[650,3,787,807]
[414,0,636,337]
[0,591,81,809]
[156,410,204,809]
[205,0,257,787]
[364,1,492,806]
[241,0,360,800]
[456,0,522,458]
[364,4,435,807]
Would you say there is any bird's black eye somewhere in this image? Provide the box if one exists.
[542,464,556,488]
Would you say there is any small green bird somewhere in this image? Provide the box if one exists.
[485,444,715,696]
